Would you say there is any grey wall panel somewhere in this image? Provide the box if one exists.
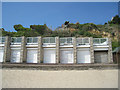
[94,51,108,63]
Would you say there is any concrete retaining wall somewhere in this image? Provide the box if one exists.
[2,69,118,88]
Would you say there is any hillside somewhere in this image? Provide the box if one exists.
[1,15,120,50]
[56,21,119,41]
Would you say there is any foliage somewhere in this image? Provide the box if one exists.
[112,40,120,50]
[2,15,120,49]
[108,15,120,24]
[64,21,69,25]
[14,24,25,31]
[30,24,52,35]
[0,28,5,31]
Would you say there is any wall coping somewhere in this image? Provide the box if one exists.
[1,63,118,70]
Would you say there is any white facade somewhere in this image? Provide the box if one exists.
[10,48,21,63]
[43,48,56,63]
[27,48,38,63]
[0,48,4,62]
[77,48,91,63]
[60,48,74,64]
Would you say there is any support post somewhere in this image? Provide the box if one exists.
[20,36,26,63]
[3,36,11,63]
[73,37,77,64]
[56,37,60,64]
[90,37,94,63]
[37,36,42,63]
[108,38,113,63]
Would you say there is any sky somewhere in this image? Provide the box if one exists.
[2,2,118,31]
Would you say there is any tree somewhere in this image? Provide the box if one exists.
[14,24,24,31]
[30,24,49,35]
[64,21,69,25]
[0,28,5,31]
[108,15,120,24]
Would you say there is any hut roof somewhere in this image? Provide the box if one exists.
[113,47,120,53]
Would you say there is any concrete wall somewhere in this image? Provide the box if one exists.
[2,69,118,88]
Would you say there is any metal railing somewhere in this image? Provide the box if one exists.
[26,37,38,44]
[60,37,73,45]
[93,38,108,45]
[76,38,90,45]
[3,37,109,46]
[42,37,56,44]
[11,37,22,44]
[0,37,5,44]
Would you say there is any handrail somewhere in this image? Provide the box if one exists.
[11,37,22,44]
[0,37,5,44]
[26,37,38,44]
[42,37,56,44]
[76,38,90,45]
[93,38,108,45]
[60,37,73,45]
[1,37,109,46]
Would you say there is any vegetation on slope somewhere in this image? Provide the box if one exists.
[1,15,120,50]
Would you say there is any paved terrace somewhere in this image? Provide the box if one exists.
[1,63,118,70]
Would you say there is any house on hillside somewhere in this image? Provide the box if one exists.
[0,37,113,64]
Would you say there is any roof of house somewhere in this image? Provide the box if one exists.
[113,47,120,53]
